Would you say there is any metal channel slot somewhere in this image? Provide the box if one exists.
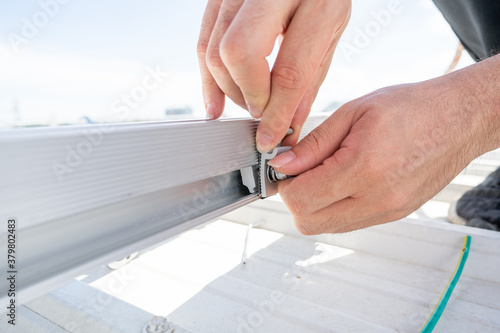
[0,116,327,305]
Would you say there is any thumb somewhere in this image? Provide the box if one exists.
[268,105,356,176]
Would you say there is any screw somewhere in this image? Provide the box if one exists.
[143,316,174,333]
[267,165,291,183]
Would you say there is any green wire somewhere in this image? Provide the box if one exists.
[420,235,471,333]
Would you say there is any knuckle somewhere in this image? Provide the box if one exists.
[284,193,306,217]
[205,47,225,71]
[327,215,352,233]
[272,65,305,91]
[196,40,209,58]
[294,217,318,236]
[305,126,328,155]
[220,37,249,66]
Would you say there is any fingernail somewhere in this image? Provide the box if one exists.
[246,102,262,119]
[257,132,274,153]
[268,150,295,168]
[206,103,215,120]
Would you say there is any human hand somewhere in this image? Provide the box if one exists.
[197,0,351,151]
[269,73,495,235]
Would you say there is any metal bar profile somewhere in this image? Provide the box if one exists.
[0,116,326,305]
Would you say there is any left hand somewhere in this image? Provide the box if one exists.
[196,0,351,151]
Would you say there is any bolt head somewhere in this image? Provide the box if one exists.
[143,316,174,333]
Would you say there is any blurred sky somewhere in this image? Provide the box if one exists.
[0,0,474,125]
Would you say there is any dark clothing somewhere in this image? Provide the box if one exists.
[456,166,500,230]
[433,0,500,61]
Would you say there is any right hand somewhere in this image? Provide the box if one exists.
[270,66,498,235]
[197,0,352,152]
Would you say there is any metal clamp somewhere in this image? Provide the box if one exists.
[259,146,292,198]
[240,128,295,198]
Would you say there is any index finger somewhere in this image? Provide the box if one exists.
[197,0,225,119]
[220,0,296,118]
[257,0,350,152]
[278,152,358,217]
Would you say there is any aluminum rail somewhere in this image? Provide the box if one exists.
[0,116,325,305]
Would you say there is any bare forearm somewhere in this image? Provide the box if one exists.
[448,54,500,153]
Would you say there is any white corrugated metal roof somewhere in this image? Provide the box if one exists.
[86,215,500,332]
